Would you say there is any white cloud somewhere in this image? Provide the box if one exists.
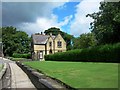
[59,15,73,26]
[18,14,73,35]
[3,2,72,35]
[3,1,104,37]
[70,0,103,36]
[2,2,66,26]
[2,0,70,2]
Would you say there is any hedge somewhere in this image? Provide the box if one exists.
[12,53,31,59]
[45,43,120,63]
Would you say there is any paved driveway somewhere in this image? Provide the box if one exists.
[0,57,14,64]
[0,57,36,89]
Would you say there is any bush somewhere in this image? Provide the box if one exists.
[45,43,120,63]
[12,53,31,59]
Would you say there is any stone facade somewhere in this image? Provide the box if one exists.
[31,33,66,61]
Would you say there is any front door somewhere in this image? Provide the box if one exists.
[39,51,43,59]
[49,49,52,54]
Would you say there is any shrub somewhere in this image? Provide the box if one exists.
[12,53,31,59]
[45,43,120,63]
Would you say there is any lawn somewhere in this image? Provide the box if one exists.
[8,57,30,61]
[24,61,118,88]
[0,64,3,71]
[11,57,27,61]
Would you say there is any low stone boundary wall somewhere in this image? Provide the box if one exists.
[0,63,7,89]
[16,62,50,90]
[16,62,73,90]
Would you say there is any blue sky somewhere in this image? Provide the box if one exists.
[2,0,103,37]
[53,2,79,22]
[53,2,80,34]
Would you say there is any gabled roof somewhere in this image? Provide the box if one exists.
[54,33,66,44]
[32,34,55,45]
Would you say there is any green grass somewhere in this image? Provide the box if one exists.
[0,38,2,42]
[12,58,26,61]
[9,57,28,61]
[0,64,3,71]
[24,61,118,88]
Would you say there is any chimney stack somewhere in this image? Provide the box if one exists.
[41,32,43,35]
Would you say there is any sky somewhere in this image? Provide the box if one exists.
[2,0,104,37]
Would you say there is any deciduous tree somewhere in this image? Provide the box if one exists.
[73,33,97,49]
[2,26,31,56]
[86,2,120,45]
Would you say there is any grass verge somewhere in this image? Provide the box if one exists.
[8,57,30,61]
[0,64,3,71]
[24,61,118,88]
[11,58,26,61]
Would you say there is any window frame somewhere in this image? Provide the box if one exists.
[57,41,62,48]
[49,42,52,47]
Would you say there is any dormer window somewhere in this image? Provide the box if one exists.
[57,41,62,48]
[49,42,52,47]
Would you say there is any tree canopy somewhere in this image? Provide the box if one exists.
[2,26,31,56]
[87,2,120,45]
[73,33,97,49]
[44,27,61,35]
[0,27,2,42]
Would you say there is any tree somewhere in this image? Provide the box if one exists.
[2,26,31,56]
[0,27,2,42]
[44,27,61,35]
[73,33,97,49]
[13,31,31,53]
[87,2,120,45]
[44,27,74,50]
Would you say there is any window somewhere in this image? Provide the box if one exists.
[58,50,62,52]
[49,42,52,47]
[57,41,62,48]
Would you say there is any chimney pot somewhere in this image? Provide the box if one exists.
[41,32,43,35]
